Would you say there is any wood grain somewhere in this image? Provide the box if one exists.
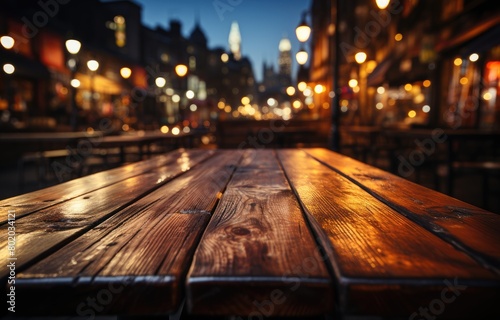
[187,149,333,317]
[0,150,214,280]
[15,151,243,316]
[278,149,500,318]
[6,148,500,318]
[0,149,212,221]
[304,147,500,274]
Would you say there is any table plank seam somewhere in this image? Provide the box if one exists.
[5,148,500,318]
[193,153,244,231]
[1,149,212,223]
[4,197,168,284]
[302,149,500,276]
[0,149,214,222]
[274,149,340,312]
[0,150,218,282]
[12,151,242,316]
[152,150,244,314]
[185,149,334,316]
[278,149,500,318]
[76,198,164,282]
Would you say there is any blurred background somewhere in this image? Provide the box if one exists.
[0,0,499,212]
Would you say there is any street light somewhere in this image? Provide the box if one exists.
[154,76,167,126]
[155,77,166,88]
[65,38,81,131]
[295,3,342,150]
[1,36,15,114]
[295,11,311,67]
[65,39,81,54]
[175,64,188,77]
[87,59,99,72]
[296,49,309,65]
[354,51,367,64]
[3,64,15,75]
[1,36,15,50]
[354,51,369,123]
[376,0,390,9]
[295,12,311,43]
[70,79,81,88]
[87,59,99,115]
[120,67,132,79]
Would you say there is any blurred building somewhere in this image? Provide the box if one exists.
[0,0,147,131]
[307,0,500,129]
[278,37,293,86]
[0,0,256,132]
[257,36,296,114]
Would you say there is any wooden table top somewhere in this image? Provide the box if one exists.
[0,131,104,143]
[100,131,194,144]
[1,148,499,319]
[383,127,500,139]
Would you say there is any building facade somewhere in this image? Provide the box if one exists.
[308,0,500,129]
[0,0,256,132]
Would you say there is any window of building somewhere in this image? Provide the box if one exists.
[161,53,170,63]
[441,0,464,21]
[480,46,500,128]
[189,56,196,70]
[114,16,126,47]
[443,54,480,127]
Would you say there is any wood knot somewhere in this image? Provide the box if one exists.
[231,227,251,236]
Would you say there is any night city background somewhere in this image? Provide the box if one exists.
[0,1,500,319]
[1,0,499,212]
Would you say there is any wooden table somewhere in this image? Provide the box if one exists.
[1,148,499,319]
[98,131,198,163]
[340,126,382,162]
[0,131,105,152]
[383,128,500,194]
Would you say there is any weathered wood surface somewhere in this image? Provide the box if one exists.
[0,149,211,221]
[4,148,500,319]
[0,150,214,280]
[304,148,500,274]
[15,151,242,316]
[187,149,332,317]
[278,149,500,318]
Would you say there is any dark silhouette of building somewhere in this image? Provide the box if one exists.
[0,0,257,131]
[308,0,500,129]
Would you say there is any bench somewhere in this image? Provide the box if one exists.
[450,161,500,210]
[17,149,74,188]
[1,148,499,319]
[216,119,328,148]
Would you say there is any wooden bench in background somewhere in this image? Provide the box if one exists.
[1,148,499,319]
[216,119,329,148]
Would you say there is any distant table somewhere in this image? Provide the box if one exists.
[340,126,382,162]
[0,130,198,163]
[1,148,499,319]
[384,127,500,193]
[0,131,104,150]
[98,131,196,162]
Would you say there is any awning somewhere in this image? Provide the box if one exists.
[459,24,500,56]
[75,73,123,95]
[1,50,50,79]
[389,56,433,85]
[367,55,399,87]
[367,54,433,87]
[436,15,500,54]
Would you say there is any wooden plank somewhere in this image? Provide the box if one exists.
[0,149,210,221]
[304,148,500,274]
[187,149,333,317]
[15,150,243,316]
[0,150,215,281]
[278,149,500,318]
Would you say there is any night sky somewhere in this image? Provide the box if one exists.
[133,0,312,82]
